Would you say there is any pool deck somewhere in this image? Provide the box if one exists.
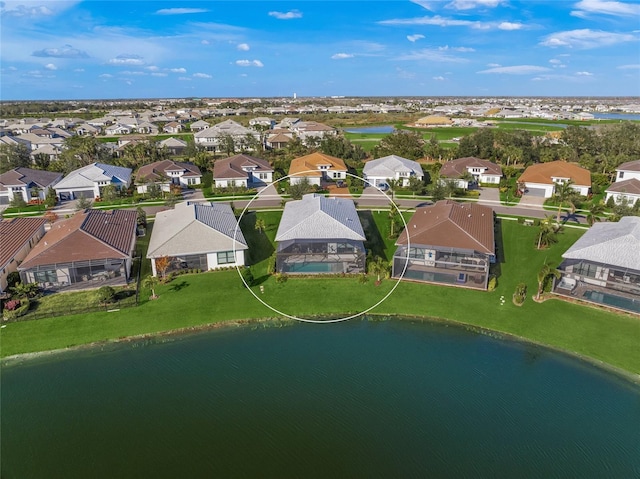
[554,282,640,316]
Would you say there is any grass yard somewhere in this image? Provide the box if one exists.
[1,218,639,375]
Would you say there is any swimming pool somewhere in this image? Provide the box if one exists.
[283,262,341,273]
[582,290,640,314]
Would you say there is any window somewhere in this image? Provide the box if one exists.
[619,171,624,179]
[259,173,269,180]
[217,251,235,265]
[34,270,58,283]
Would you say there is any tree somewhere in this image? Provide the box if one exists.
[428,179,446,202]
[44,186,57,208]
[255,218,266,234]
[0,143,32,173]
[513,282,527,306]
[372,130,425,161]
[142,275,160,299]
[9,194,27,209]
[100,184,118,202]
[221,134,236,156]
[386,178,402,201]
[289,177,313,200]
[10,282,40,299]
[241,267,254,287]
[586,202,605,226]
[155,256,172,280]
[75,196,93,211]
[553,180,578,224]
[388,204,403,239]
[536,215,559,250]
[33,152,51,170]
[136,206,147,228]
[96,285,116,305]
[368,256,390,284]
[536,263,561,301]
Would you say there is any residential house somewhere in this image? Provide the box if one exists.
[363,155,424,188]
[189,120,211,132]
[163,121,183,134]
[193,119,259,152]
[146,201,247,276]
[135,160,202,194]
[289,121,337,145]
[0,167,63,205]
[158,137,188,156]
[249,117,276,129]
[0,217,47,294]
[54,162,132,200]
[518,161,591,198]
[274,193,366,274]
[554,216,640,314]
[440,157,503,189]
[605,160,640,206]
[265,132,293,150]
[18,209,138,290]
[392,200,495,290]
[213,154,274,188]
[289,152,348,186]
[104,124,132,136]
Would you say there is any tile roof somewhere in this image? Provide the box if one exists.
[363,155,424,178]
[606,178,640,195]
[0,217,46,268]
[288,153,347,178]
[518,161,591,186]
[147,202,247,258]
[0,167,63,188]
[562,216,640,271]
[19,209,137,269]
[396,200,495,255]
[136,160,201,183]
[616,160,640,172]
[275,194,365,242]
[440,157,502,178]
[213,154,273,180]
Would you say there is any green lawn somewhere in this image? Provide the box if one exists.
[1,218,639,376]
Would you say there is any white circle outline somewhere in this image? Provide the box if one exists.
[233,170,410,323]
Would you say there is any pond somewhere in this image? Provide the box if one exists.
[343,125,396,134]
[2,319,639,478]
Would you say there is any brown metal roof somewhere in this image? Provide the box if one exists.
[213,154,273,180]
[0,217,46,268]
[440,157,502,178]
[19,209,137,269]
[396,200,495,255]
[617,159,640,172]
[135,160,201,183]
[0,167,63,188]
[606,178,640,195]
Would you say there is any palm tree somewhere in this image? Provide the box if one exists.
[142,275,160,299]
[386,178,402,201]
[537,215,558,250]
[553,180,577,224]
[586,202,605,226]
[368,256,390,283]
[255,218,266,234]
[536,263,561,301]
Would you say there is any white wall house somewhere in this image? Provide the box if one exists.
[439,157,502,190]
[0,168,63,205]
[135,160,201,194]
[54,163,132,200]
[193,119,260,152]
[605,160,640,205]
[289,153,348,186]
[518,161,591,199]
[213,154,274,188]
[146,201,248,275]
[363,155,424,188]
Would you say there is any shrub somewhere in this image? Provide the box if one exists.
[267,253,277,275]
[241,267,254,287]
[3,298,30,320]
[513,283,527,306]
[4,299,21,311]
[487,276,498,291]
[96,286,116,304]
[275,273,288,284]
[358,273,369,284]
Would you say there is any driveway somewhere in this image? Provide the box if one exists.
[477,187,500,207]
[518,192,547,208]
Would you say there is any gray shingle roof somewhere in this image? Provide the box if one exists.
[562,216,640,270]
[0,167,62,188]
[275,194,365,242]
[147,202,247,258]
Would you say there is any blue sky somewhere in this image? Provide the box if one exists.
[1,0,639,100]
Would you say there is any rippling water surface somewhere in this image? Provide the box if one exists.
[2,319,639,478]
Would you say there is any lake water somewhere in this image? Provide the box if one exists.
[2,319,639,478]
[592,112,640,121]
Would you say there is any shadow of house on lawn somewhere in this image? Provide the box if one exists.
[239,212,275,266]
[358,210,388,261]
[489,218,505,280]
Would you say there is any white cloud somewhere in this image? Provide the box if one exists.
[201,40,210,45]
[478,65,551,74]
[433,76,446,80]
[44,63,57,70]
[380,15,476,27]
[397,48,470,63]
[410,0,437,11]
[108,54,145,66]
[178,77,191,81]
[170,67,187,73]
[193,73,212,78]
[121,70,146,76]
[99,73,113,78]
[32,45,88,58]
[331,53,354,59]
[498,22,523,30]
[0,0,80,18]
[487,62,501,67]
[438,45,475,52]
[447,0,503,9]
[151,72,168,77]
[268,10,302,20]
[549,59,563,64]
[576,71,593,76]
[237,43,250,51]
[73,68,84,72]
[155,8,209,15]
[540,29,637,49]
[571,0,640,18]
[617,64,640,69]
[235,59,264,67]
[407,34,425,42]
[146,66,159,71]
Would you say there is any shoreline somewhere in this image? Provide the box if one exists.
[3,314,639,386]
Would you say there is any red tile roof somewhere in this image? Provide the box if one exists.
[0,217,46,268]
